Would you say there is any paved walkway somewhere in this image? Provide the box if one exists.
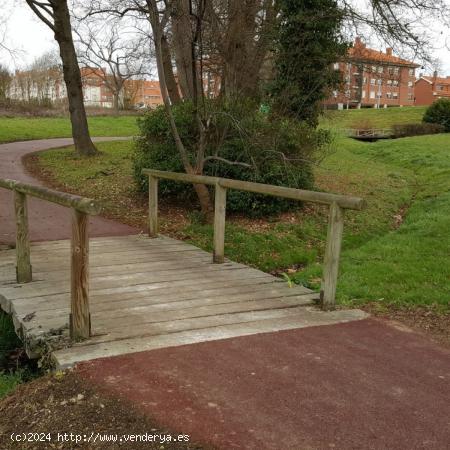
[0,138,137,245]
[78,318,450,450]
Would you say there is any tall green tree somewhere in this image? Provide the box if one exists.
[270,0,349,125]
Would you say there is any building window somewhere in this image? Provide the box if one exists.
[362,91,366,98]
[370,91,376,99]
[409,68,414,77]
[371,65,377,73]
[393,92,399,99]
[408,93,414,100]
[377,79,383,86]
[333,63,339,70]
[387,80,392,85]
[333,90,338,98]
[378,66,383,74]
[408,81,413,88]
[394,67,399,75]
[386,92,392,99]
[370,78,376,85]
[393,80,399,87]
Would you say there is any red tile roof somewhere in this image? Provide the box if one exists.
[422,76,450,86]
[348,39,419,67]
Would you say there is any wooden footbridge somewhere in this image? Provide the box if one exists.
[0,171,367,368]
[346,128,393,141]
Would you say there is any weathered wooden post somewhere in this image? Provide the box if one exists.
[213,182,227,263]
[14,190,32,283]
[321,202,344,310]
[70,208,90,340]
[148,175,158,238]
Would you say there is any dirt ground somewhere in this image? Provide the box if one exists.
[0,371,206,450]
[363,304,450,348]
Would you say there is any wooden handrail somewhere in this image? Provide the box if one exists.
[0,179,101,215]
[0,177,100,340]
[143,169,367,310]
[142,169,366,210]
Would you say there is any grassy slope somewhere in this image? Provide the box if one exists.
[0,107,426,144]
[302,134,450,306]
[322,106,427,129]
[0,116,139,143]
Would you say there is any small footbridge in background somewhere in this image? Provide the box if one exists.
[345,128,393,141]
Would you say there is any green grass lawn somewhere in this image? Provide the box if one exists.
[0,115,139,143]
[321,106,427,129]
[34,130,449,309]
[300,134,450,307]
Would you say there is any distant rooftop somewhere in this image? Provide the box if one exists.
[348,37,420,68]
[421,75,450,85]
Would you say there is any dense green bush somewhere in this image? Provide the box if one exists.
[423,99,450,132]
[393,122,445,138]
[133,100,332,216]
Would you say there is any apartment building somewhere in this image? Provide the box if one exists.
[325,37,419,109]
[7,66,163,109]
[415,73,450,105]
[129,79,164,109]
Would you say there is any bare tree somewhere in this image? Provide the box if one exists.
[80,0,279,213]
[25,0,97,156]
[339,0,450,62]
[0,64,12,101]
[81,0,450,213]
[0,11,14,59]
[7,52,62,104]
[75,18,152,113]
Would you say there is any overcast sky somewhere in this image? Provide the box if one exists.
[1,1,450,75]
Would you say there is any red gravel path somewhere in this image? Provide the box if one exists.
[0,138,138,244]
[78,318,450,450]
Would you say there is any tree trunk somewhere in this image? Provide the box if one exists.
[219,0,274,99]
[161,35,181,104]
[171,0,195,99]
[113,93,120,115]
[193,183,213,218]
[147,2,212,215]
[52,1,97,156]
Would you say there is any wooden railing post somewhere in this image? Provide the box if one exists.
[213,183,227,263]
[148,175,158,238]
[14,191,32,283]
[70,209,90,340]
[321,202,344,310]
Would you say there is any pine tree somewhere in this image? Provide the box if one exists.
[270,0,349,125]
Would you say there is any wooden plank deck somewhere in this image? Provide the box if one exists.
[0,235,367,368]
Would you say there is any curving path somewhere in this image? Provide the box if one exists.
[0,138,138,245]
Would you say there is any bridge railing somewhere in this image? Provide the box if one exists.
[0,178,101,340]
[344,128,393,138]
[142,169,366,310]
